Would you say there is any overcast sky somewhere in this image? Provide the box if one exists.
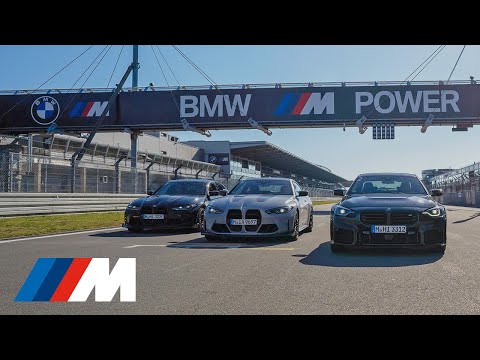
[0,45,479,180]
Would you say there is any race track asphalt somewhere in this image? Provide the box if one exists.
[1,204,480,314]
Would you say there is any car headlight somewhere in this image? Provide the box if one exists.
[334,205,356,217]
[172,204,199,211]
[265,206,293,214]
[127,204,139,210]
[422,206,442,217]
[207,206,223,214]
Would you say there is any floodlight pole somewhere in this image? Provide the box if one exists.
[131,45,140,193]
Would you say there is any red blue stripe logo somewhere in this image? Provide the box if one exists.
[274,92,313,116]
[15,258,92,302]
[69,101,109,118]
[15,258,136,302]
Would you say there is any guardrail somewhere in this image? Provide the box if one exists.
[0,193,139,217]
[0,193,338,217]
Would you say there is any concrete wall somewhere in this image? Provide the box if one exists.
[93,132,202,161]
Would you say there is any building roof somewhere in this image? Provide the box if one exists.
[230,141,346,184]
[358,172,418,177]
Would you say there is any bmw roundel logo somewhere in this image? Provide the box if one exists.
[31,96,61,125]
[208,155,217,163]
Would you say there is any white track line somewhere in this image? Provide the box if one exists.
[0,227,124,244]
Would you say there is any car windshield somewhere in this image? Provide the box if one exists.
[229,179,293,195]
[347,175,428,195]
[154,181,206,196]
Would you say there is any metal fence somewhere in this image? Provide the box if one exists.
[0,151,335,198]
[429,162,480,207]
[0,152,219,194]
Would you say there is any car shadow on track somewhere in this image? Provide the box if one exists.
[452,212,480,224]
[297,241,443,267]
[163,237,287,249]
[312,210,331,216]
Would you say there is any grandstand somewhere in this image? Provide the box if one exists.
[0,133,346,196]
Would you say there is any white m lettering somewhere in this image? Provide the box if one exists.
[69,258,136,302]
[87,102,110,116]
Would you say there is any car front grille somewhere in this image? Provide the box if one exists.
[245,210,261,231]
[141,205,168,214]
[225,209,264,232]
[391,212,418,225]
[361,212,387,225]
[361,211,418,225]
[226,209,242,232]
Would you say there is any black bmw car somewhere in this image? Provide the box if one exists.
[330,173,446,253]
[124,179,227,232]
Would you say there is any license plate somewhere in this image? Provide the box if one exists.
[230,219,257,226]
[142,214,165,220]
[371,225,406,234]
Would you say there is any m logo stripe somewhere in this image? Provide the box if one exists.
[15,258,57,302]
[51,258,92,302]
[274,93,301,115]
[69,102,86,117]
[32,258,73,301]
[81,102,95,117]
[292,93,311,115]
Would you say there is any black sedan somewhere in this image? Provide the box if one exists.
[124,179,227,232]
[330,173,446,253]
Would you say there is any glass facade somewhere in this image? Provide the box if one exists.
[230,156,262,180]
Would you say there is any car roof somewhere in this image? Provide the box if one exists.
[168,179,211,183]
[358,172,418,177]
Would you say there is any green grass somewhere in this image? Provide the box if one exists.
[0,211,124,240]
[312,200,338,206]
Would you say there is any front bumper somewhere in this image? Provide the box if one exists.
[124,208,199,230]
[202,209,296,238]
[331,212,446,248]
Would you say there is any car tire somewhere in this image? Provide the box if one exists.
[304,211,314,233]
[330,244,345,253]
[287,212,300,241]
[128,227,142,233]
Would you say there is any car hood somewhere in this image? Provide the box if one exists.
[131,195,204,208]
[209,194,296,210]
[340,193,437,211]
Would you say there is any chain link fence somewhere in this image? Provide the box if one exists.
[0,151,219,194]
[0,151,335,198]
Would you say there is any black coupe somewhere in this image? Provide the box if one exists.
[124,179,227,232]
[330,173,446,253]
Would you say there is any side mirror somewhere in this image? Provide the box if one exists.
[209,190,219,197]
[147,190,154,196]
[333,189,346,197]
[298,190,308,197]
[430,189,443,197]
[219,190,228,196]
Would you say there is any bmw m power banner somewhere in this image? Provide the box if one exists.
[1,84,480,133]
